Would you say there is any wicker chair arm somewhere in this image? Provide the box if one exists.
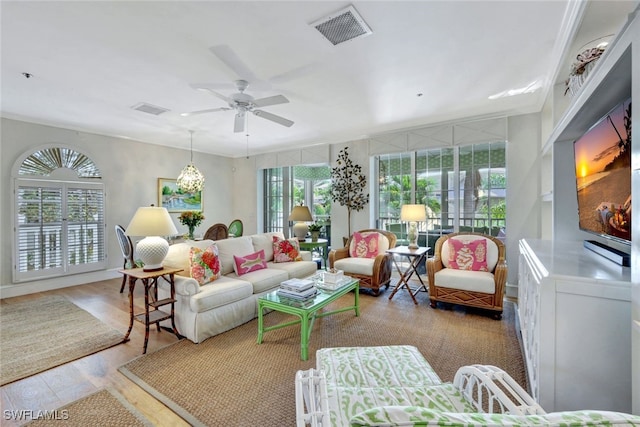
[295,369,329,427]
[453,365,545,415]
[328,247,349,268]
[493,259,508,297]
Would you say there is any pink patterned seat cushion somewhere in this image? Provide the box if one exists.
[441,236,498,272]
[447,238,488,271]
[349,231,389,258]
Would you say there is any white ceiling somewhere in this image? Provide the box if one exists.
[1,1,637,158]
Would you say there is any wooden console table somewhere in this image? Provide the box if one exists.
[120,266,182,354]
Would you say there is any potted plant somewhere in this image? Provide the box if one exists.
[308,222,323,242]
[178,211,205,240]
[330,147,369,244]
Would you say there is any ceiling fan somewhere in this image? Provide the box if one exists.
[181,79,294,133]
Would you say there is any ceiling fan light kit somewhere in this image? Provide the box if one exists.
[177,130,205,193]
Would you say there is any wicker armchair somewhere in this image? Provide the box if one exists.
[426,232,507,319]
[328,229,397,296]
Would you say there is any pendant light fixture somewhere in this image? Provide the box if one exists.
[177,130,205,193]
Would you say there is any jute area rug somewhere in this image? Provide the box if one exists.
[24,388,152,427]
[120,290,526,427]
[1,295,125,386]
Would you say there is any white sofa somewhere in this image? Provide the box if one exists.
[296,346,640,427]
[157,232,318,343]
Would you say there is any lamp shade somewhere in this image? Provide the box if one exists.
[400,204,426,222]
[125,207,178,237]
[288,205,313,222]
[125,207,178,271]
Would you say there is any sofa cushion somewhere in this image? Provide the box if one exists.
[434,268,495,293]
[250,232,285,262]
[333,257,375,276]
[441,235,498,271]
[216,236,255,275]
[164,239,216,277]
[225,267,288,294]
[349,408,640,426]
[447,238,488,271]
[188,276,253,313]
[190,244,221,285]
[349,231,390,258]
[233,249,268,276]
[267,260,318,279]
[273,236,302,262]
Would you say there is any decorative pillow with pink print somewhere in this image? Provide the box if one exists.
[189,244,221,285]
[272,237,302,263]
[233,250,268,276]
[447,238,488,271]
[349,232,380,258]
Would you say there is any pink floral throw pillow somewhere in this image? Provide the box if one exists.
[349,232,380,258]
[233,249,268,276]
[447,238,488,271]
[189,244,221,285]
[272,237,302,263]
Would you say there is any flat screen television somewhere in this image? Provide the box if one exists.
[574,97,631,244]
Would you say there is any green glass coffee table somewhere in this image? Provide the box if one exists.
[257,275,359,361]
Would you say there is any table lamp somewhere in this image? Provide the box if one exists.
[288,205,313,240]
[126,206,178,271]
[400,204,426,249]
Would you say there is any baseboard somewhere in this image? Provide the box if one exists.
[0,270,120,299]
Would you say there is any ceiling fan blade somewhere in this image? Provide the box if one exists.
[180,107,231,117]
[253,110,294,128]
[209,45,258,82]
[189,84,232,104]
[252,95,289,108]
[234,112,245,133]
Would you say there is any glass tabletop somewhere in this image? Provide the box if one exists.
[260,274,358,309]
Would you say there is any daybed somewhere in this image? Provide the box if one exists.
[295,345,640,427]
[157,232,317,343]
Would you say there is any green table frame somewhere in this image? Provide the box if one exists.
[298,238,329,269]
[257,278,359,360]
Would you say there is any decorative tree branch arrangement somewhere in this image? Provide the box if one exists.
[330,147,369,237]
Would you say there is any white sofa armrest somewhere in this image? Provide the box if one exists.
[295,369,330,427]
[160,275,200,297]
[453,365,545,415]
[300,250,312,261]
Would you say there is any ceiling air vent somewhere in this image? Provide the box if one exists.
[311,5,372,46]
[131,102,170,116]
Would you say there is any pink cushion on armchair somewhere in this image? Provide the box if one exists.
[447,238,488,271]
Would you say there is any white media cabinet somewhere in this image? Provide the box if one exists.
[518,239,631,413]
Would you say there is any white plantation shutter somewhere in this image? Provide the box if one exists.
[66,184,106,274]
[14,179,106,282]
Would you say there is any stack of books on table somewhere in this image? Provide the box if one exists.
[277,278,317,301]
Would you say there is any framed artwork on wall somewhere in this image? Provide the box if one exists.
[158,178,203,213]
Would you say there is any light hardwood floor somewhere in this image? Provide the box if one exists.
[0,278,189,427]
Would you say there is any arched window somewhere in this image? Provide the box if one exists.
[13,147,106,282]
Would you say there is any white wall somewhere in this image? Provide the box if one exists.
[1,118,234,296]
[506,114,542,288]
